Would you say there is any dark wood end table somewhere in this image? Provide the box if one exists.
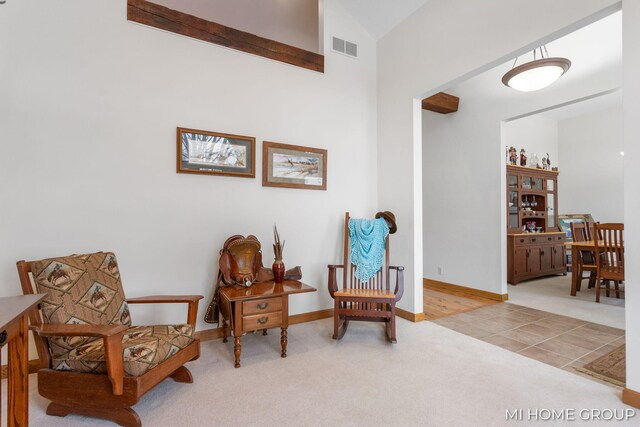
[0,293,46,427]
[218,280,316,368]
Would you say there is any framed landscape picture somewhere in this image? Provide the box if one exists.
[177,127,255,178]
[262,141,327,190]
[558,213,596,240]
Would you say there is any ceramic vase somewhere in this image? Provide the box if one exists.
[272,259,285,283]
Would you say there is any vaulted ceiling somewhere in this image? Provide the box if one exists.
[337,0,429,39]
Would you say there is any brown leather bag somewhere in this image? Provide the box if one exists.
[204,235,303,324]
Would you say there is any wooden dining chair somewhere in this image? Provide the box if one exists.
[593,223,624,303]
[570,222,597,291]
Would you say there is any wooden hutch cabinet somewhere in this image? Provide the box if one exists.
[506,165,566,284]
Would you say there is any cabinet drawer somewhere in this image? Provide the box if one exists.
[243,297,282,315]
[514,237,529,246]
[243,311,282,331]
[527,236,542,245]
[515,236,541,245]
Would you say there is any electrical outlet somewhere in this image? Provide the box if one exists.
[437,266,443,275]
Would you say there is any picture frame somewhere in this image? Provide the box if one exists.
[177,127,255,178]
[262,141,327,190]
[558,213,596,240]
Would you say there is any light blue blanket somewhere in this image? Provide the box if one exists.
[349,217,390,282]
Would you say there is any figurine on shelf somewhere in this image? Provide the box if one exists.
[542,154,549,170]
[546,153,551,169]
[508,146,518,165]
[519,148,527,167]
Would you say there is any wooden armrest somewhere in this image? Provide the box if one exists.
[126,295,203,328]
[327,265,344,298]
[30,323,125,396]
[126,295,203,304]
[389,266,405,301]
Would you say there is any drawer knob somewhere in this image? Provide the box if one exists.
[0,330,7,345]
[519,239,525,243]
[532,238,536,242]
[257,303,268,310]
[257,316,269,325]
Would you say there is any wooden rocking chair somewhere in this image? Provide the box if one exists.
[16,252,203,427]
[327,212,404,343]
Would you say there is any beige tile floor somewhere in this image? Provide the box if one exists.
[432,302,625,388]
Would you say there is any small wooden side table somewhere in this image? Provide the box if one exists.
[0,294,46,427]
[219,280,316,368]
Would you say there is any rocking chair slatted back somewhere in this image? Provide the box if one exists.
[343,212,390,292]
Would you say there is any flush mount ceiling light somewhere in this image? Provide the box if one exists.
[502,46,571,92]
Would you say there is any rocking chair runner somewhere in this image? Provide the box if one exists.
[16,252,203,427]
[328,212,404,343]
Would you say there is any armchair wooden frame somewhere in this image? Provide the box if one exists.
[16,260,203,427]
[328,212,404,343]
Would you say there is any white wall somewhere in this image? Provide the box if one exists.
[0,0,376,338]
[504,115,559,169]
[623,0,640,393]
[153,0,321,53]
[558,106,624,222]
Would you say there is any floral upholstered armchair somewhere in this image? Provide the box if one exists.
[17,251,203,427]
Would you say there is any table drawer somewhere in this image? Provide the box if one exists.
[243,311,282,331]
[243,297,282,315]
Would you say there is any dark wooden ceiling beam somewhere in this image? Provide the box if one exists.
[421,92,459,114]
[127,0,324,73]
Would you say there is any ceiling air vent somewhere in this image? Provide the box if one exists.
[332,36,358,58]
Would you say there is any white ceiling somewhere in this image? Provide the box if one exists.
[338,0,429,39]
[452,11,622,118]
[538,90,621,121]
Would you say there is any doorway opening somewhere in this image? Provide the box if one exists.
[420,9,625,388]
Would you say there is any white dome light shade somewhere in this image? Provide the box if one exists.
[502,58,571,92]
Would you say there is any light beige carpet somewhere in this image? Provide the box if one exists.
[1,318,636,426]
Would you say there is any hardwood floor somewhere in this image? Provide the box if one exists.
[423,282,498,320]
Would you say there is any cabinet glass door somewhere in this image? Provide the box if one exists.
[509,191,519,228]
[547,194,555,228]
[533,178,543,190]
[547,179,554,191]
[522,177,531,189]
[508,175,518,189]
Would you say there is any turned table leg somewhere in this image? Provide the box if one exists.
[233,336,242,368]
[223,320,230,343]
[280,327,288,358]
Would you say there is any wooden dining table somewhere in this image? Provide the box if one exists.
[565,240,623,296]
